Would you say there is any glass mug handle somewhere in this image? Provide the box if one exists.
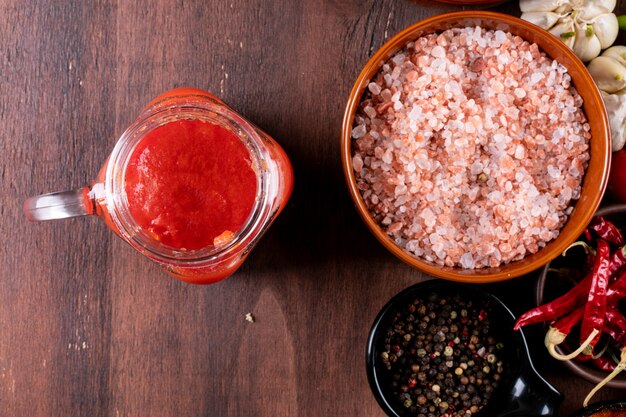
[24,187,95,222]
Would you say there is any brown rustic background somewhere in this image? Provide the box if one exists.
[1,1,624,416]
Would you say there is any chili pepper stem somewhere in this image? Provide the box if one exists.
[562,241,595,257]
[583,349,626,407]
[591,339,609,360]
[545,328,599,361]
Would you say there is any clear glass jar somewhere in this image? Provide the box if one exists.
[24,88,293,284]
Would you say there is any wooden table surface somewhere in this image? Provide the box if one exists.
[2,1,625,416]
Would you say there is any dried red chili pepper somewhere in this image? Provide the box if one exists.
[544,306,585,360]
[579,239,611,357]
[563,240,596,265]
[513,273,591,330]
[584,307,626,407]
[514,241,601,331]
[608,246,626,278]
[607,269,626,304]
[590,217,625,246]
[591,355,617,372]
[604,308,626,343]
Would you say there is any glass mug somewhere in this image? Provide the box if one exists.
[24,88,294,284]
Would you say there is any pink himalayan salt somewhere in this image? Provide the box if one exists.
[351,27,590,269]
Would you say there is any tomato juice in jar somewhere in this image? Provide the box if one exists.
[24,88,294,284]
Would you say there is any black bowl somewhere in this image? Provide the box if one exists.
[366,280,562,417]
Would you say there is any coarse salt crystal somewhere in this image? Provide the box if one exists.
[514,88,526,98]
[382,150,393,164]
[431,45,445,58]
[392,66,402,81]
[368,82,381,95]
[531,72,545,85]
[352,125,366,139]
[470,162,483,175]
[352,155,363,172]
[460,253,475,269]
[392,53,405,65]
[364,106,377,119]
[495,30,507,44]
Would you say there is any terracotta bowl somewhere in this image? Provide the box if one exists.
[341,11,611,283]
[536,204,626,389]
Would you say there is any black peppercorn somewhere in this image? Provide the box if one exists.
[379,291,506,417]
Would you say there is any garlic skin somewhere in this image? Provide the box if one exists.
[520,0,618,62]
[589,49,626,151]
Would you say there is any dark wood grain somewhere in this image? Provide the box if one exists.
[1,1,624,416]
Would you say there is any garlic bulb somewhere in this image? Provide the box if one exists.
[520,0,618,61]
[588,47,626,151]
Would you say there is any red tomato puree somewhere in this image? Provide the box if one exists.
[124,119,258,250]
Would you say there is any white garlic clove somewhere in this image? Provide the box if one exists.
[601,90,626,151]
[572,24,602,62]
[549,18,577,48]
[521,12,562,29]
[554,3,572,13]
[594,0,616,14]
[520,0,566,13]
[602,45,626,67]
[588,56,626,93]
[592,13,619,49]
[576,0,615,20]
